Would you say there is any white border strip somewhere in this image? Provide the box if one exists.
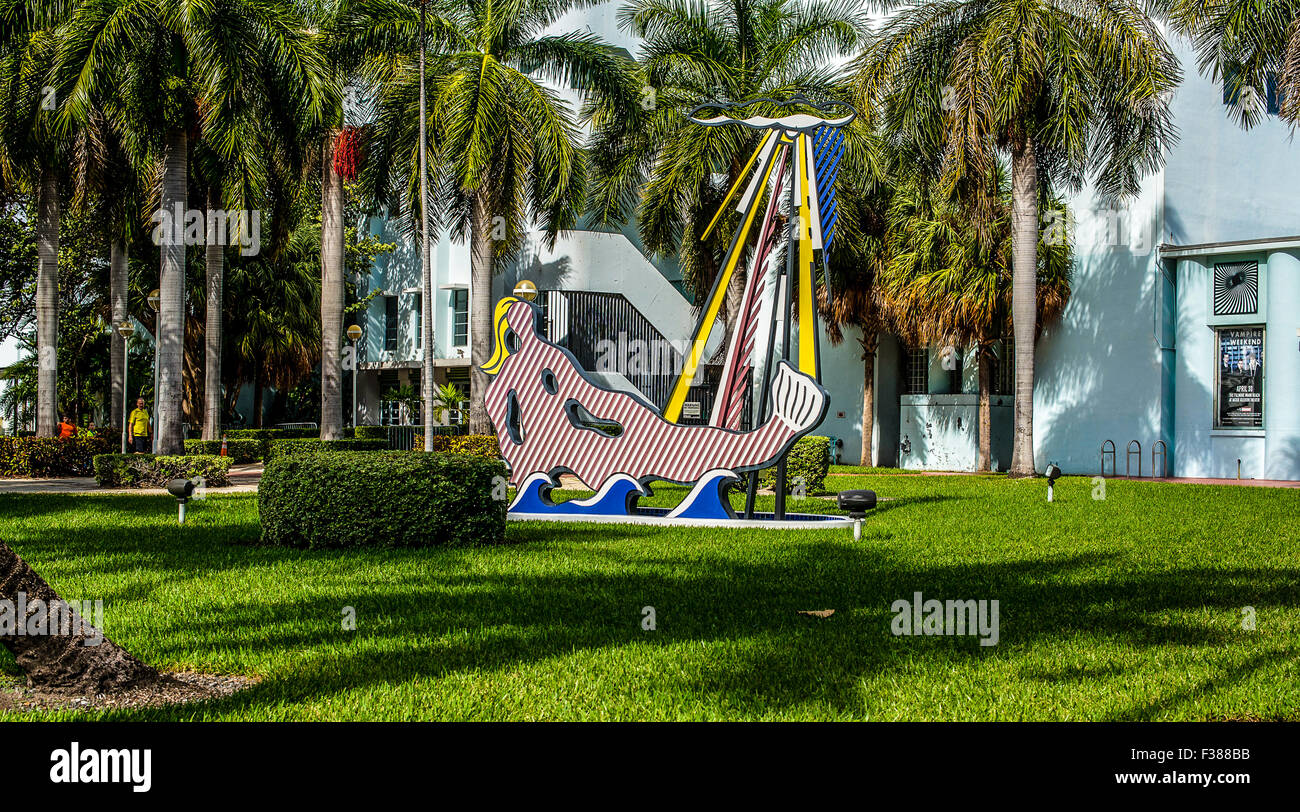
[507,512,854,530]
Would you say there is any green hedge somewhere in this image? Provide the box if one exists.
[352,426,388,440]
[0,436,112,477]
[264,438,389,461]
[93,454,233,488]
[183,439,263,463]
[259,451,507,548]
[223,428,320,440]
[413,433,501,457]
[757,435,831,494]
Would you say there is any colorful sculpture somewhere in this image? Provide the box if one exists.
[482,96,854,522]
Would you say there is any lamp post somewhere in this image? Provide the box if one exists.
[116,321,135,453]
[347,324,363,428]
[147,288,161,453]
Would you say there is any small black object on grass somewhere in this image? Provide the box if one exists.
[836,489,877,540]
[166,478,197,524]
[1044,464,1062,502]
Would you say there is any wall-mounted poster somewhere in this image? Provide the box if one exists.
[1216,327,1264,428]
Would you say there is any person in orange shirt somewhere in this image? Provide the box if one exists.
[57,415,78,438]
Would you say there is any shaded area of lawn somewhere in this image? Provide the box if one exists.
[0,475,1297,720]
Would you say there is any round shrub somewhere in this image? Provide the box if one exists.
[259,451,508,548]
[757,435,831,493]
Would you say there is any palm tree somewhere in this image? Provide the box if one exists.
[881,166,1072,472]
[57,0,328,452]
[858,0,1180,476]
[0,1,66,437]
[1159,0,1300,127]
[303,0,414,442]
[66,100,146,443]
[362,0,634,435]
[817,114,896,467]
[589,0,868,348]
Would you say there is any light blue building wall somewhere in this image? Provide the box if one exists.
[1030,34,1300,480]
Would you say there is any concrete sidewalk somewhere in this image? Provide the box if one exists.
[0,464,263,495]
[829,470,1300,488]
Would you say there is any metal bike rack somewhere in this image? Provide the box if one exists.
[1152,440,1167,478]
[1126,440,1142,477]
[1100,440,1116,477]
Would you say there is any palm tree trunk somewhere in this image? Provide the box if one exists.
[1009,137,1038,477]
[1,540,159,693]
[35,167,58,437]
[109,239,128,442]
[320,133,346,441]
[977,341,992,472]
[203,186,224,441]
[859,333,878,466]
[468,192,493,435]
[156,128,188,454]
[253,372,265,429]
[419,0,436,451]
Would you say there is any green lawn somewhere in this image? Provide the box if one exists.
[1,474,1297,720]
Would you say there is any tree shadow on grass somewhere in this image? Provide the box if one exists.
[62,539,1300,721]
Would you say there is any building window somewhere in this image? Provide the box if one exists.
[412,296,421,349]
[905,348,928,395]
[1223,68,1282,116]
[452,289,468,347]
[384,296,398,351]
[1215,327,1264,429]
[995,337,1014,396]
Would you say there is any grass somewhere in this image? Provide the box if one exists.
[0,474,1297,720]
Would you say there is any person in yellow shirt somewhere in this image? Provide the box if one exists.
[128,397,152,453]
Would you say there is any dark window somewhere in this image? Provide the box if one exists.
[384,296,398,351]
[996,338,1014,396]
[1224,67,1282,116]
[452,289,468,347]
[905,348,928,395]
[412,294,421,349]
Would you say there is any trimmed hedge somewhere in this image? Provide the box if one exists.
[223,428,320,440]
[263,438,389,461]
[352,426,389,440]
[93,454,233,488]
[413,433,501,457]
[0,435,112,477]
[259,451,507,548]
[757,435,831,494]
[184,439,263,463]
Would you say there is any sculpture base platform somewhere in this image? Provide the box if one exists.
[507,509,854,530]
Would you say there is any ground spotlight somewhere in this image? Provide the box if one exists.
[167,478,197,523]
[1045,464,1062,502]
[837,489,877,540]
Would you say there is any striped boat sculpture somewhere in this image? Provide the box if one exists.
[483,298,826,518]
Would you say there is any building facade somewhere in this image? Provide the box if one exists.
[355,12,1300,481]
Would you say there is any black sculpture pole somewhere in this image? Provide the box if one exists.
[774,134,801,520]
